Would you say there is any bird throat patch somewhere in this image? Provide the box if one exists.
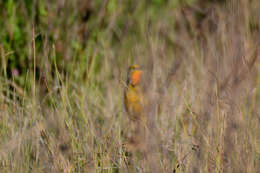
[131,70,142,85]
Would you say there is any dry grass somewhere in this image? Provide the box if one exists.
[0,0,260,172]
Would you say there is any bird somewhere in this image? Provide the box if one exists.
[123,65,148,152]
[124,65,146,124]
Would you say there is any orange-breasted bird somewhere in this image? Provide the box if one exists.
[124,65,146,123]
[123,65,148,152]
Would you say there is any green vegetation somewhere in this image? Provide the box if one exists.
[0,0,260,172]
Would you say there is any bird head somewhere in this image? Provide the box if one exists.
[127,65,143,86]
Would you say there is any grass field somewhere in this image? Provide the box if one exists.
[0,0,260,172]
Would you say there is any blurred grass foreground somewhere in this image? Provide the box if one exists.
[0,0,260,172]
